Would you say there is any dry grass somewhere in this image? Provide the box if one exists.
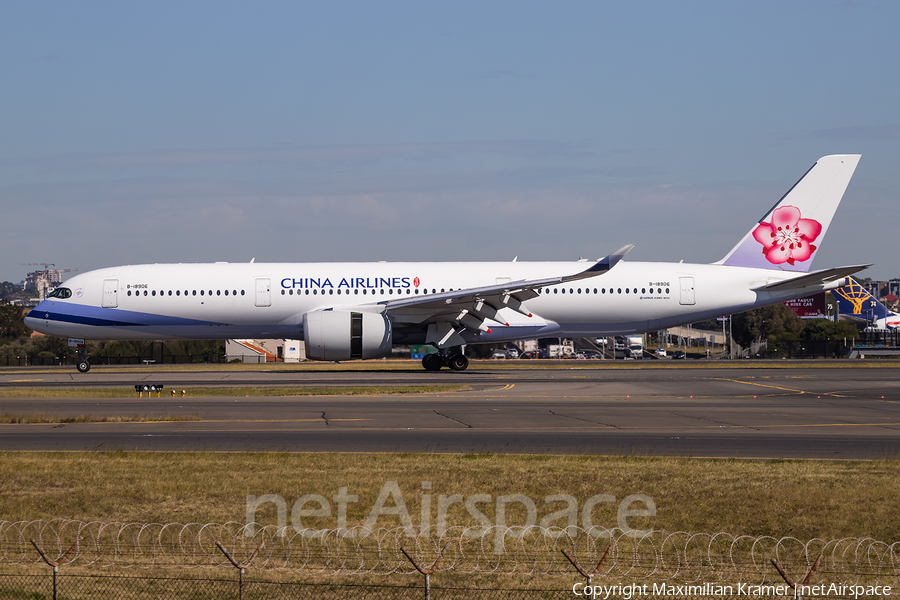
[0,452,897,542]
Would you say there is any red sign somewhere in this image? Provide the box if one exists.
[784,293,826,319]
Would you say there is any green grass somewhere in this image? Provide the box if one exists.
[0,413,202,424]
[0,385,469,399]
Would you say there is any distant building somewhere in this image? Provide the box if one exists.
[24,269,66,301]
[226,339,306,363]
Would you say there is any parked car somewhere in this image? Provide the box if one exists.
[519,351,542,359]
[655,348,667,358]
[491,349,507,359]
[672,350,685,360]
[506,347,519,359]
[581,349,603,359]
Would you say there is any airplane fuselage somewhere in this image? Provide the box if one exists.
[26,260,841,344]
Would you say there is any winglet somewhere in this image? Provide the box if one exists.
[564,244,634,283]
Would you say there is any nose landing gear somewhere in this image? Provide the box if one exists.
[75,349,91,373]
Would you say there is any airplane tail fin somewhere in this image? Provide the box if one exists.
[833,278,899,327]
[716,154,861,272]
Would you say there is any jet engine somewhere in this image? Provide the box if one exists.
[303,311,392,361]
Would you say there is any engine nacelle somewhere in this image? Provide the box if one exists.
[303,311,392,361]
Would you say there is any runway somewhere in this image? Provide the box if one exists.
[2,364,899,458]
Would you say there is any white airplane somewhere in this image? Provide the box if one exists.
[26,155,869,373]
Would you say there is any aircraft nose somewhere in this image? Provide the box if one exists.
[24,302,50,332]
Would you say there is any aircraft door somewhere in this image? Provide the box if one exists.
[255,278,271,307]
[102,279,118,308]
[679,277,695,305]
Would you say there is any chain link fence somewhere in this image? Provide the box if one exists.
[0,520,897,598]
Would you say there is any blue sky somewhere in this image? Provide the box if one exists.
[2,1,898,283]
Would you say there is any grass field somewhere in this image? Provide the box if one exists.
[1,452,897,542]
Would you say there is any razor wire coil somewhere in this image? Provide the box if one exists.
[0,520,897,586]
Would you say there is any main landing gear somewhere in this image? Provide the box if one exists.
[421,349,468,372]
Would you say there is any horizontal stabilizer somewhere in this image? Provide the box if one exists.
[754,264,871,291]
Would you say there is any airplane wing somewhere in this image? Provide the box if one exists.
[364,245,634,347]
[755,264,871,292]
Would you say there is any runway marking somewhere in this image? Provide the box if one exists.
[161,422,896,432]
[8,379,45,382]
[197,418,371,423]
[712,378,847,397]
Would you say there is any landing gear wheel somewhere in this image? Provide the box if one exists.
[422,353,443,371]
[76,359,91,373]
[447,354,469,371]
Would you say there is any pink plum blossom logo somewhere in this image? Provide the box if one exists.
[751,205,822,266]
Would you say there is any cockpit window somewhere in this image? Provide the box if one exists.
[47,287,72,299]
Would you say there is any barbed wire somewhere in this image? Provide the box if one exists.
[1,520,898,585]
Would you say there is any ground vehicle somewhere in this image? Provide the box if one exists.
[627,336,644,359]
[655,348,667,358]
[581,349,603,359]
[519,350,542,359]
[491,349,507,359]
[672,350,685,360]
[506,347,519,359]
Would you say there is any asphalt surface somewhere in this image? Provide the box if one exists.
[2,363,899,458]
